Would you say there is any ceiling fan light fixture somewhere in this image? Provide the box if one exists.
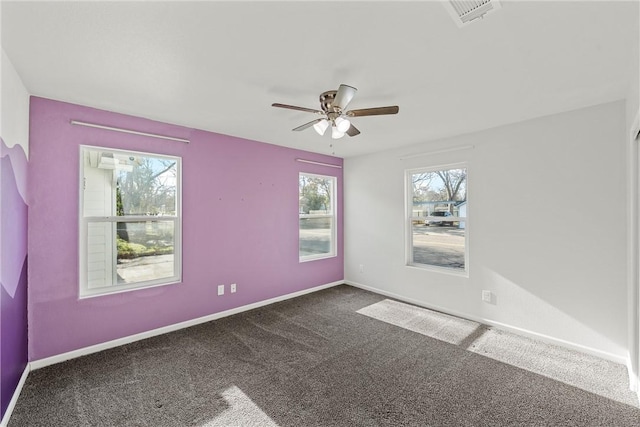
[313,119,329,135]
[331,127,345,139]
[272,84,399,139]
[334,116,351,133]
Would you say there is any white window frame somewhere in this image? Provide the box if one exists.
[299,172,337,262]
[79,145,182,298]
[405,163,468,276]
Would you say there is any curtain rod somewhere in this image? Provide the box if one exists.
[296,158,342,169]
[70,120,190,144]
[399,145,474,160]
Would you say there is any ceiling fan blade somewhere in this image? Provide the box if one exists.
[292,118,323,132]
[346,124,361,137]
[333,84,357,110]
[272,103,323,114]
[346,106,399,117]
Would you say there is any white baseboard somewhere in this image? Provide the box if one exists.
[629,360,640,404]
[345,280,627,366]
[0,364,30,427]
[30,280,343,371]
[627,359,638,390]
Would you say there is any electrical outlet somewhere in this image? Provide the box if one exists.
[359,264,364,273]
[482,290,492,303]
[230,283,237,293]
[218,284,225,296]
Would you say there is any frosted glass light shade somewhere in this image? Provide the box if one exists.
[313,119,329,135]
[334,116,351,133]
[331,127,345,139]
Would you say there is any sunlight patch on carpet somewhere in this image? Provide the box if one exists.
[357,299,638,407]
[199,386,279,427]
[357,299,481,346]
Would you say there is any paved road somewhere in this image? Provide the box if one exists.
[413,225,465,269]
[117,254,174,284]
[300,223,465,267]
[300,228,331,256]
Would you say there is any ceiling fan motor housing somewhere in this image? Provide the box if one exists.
[319,90,340,114]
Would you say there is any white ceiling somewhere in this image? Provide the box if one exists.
[2,1,638,158]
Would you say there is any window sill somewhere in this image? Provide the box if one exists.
[299,253,337,263]
[405,263,469,278]
[79,277,181,299]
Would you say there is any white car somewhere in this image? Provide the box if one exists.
[426,211,454,226]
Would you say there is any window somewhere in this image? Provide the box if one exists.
[79,146,181,297]
[407,165,467,273]
[299,173,337,261]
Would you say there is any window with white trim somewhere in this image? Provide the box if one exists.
[299,173,337,261]
[80,146,182,297]
[407,165,467,272]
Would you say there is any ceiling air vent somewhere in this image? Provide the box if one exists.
[443,0,502,27]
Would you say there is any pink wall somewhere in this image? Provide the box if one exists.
[28,97,343,361]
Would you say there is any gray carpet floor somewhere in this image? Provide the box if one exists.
[8,285,640,426]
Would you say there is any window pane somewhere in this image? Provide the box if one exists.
[116,221,175,285]
[299,175,333,214]
[81,145,181,297]
[86,222,114,289]
[117,156,177,216]
[411,169,466,216]
[299,172,336,261]
[411,222,465,269]
[299,217,333,257]
[409,167,467,271]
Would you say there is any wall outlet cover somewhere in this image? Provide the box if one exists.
[482,290,492,303]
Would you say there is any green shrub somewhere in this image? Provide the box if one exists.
[117,238,173,259]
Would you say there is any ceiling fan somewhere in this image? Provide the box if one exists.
[272,84,399,139]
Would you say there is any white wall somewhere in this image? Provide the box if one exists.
[82,157,115,290]
[345,101,629,362]
[1,48,30,156]
[626,7,640,391]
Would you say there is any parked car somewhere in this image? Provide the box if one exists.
[426,211,454,226]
